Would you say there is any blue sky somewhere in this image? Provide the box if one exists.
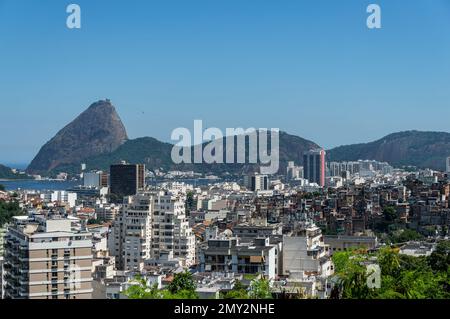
[1,0,450,165]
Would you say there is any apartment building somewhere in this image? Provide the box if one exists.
[2,214,93,299]
[0,256,3,299]
[0,225,7,256]
[199,237,277,280]
[83,171,109,188]
[282,225,333,278]
[244,173,269,192]
[109,191,196,271]
[95,203,119,222]
[152,191,196,267]
[233,222,282,242]
[324,235,378,254]
[286,161,303,181]
[40,191,77,208]
[109,192,153,271]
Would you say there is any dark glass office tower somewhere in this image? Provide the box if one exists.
[303,149,326,187]
[110,163,145,198]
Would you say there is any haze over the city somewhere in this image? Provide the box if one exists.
[1,0,450,165]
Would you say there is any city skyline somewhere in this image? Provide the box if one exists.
[2,0,450,305]
[1,0,450,165]
[0,99,450,171]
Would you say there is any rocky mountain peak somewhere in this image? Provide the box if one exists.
[27,100,128,174]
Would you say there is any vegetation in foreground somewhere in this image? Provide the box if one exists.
[0,189,24,227]
[125,271,273,300]
[125,242,450,300]
[331,243,450,299]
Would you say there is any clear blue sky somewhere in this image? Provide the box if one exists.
[1,0,450,165]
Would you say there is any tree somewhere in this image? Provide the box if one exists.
[169,289,199,299]
[301,193,313,200]
[107,193,122,204]
[87,218,102,225]
[383,206,397,222]
[378,247,400,276]
[124,273,199,300]
[248,278,272,299]
[0,200,24,227]
[332,250,354,273]
[388,229,423,244]
[125,276,162,299]
[428,241,450,272]
[185,191,195,213]
[222,280,249,299]
[168,271,197,295]
[331,246,450,299]
[334,256,374,299]
[441,226,449,237]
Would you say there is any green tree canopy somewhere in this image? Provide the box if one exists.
[168,271,197,295]
[388,229,423,244]
[222,280,249,299]
[185,191,195,213]
[332,245,450,299]
[0,200,24,227]
[383,206,397,222]
[248,278,273,299]
[428,241,450,273]
[125,273,199,300]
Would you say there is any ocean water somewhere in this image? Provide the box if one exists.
[0,180,79,191]
[0,177,223,191]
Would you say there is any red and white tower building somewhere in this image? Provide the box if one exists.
[303,149,326,187]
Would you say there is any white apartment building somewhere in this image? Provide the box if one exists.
[160,182,195,195]
[287,161,303,180]
[0,225,7,256]
[0,256,3,299]
[244,173,269,192]
[83,171,108,188]
[446,156,450,174]
[282,225,334,278]
[95,203,119,222]
[40,191,77,208]
[199,237,277,280]
[152,191,196,267]
[197,198,228,211]
[109,191,196,271]
[109,192,153,272]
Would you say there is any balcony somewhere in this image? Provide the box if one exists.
[19,267,29,274]
[3,263,12,271]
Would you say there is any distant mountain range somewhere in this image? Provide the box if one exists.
[80,131,319,175]
[23,100,321,176]
[327,131,450,171]
[12,100,450,177]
